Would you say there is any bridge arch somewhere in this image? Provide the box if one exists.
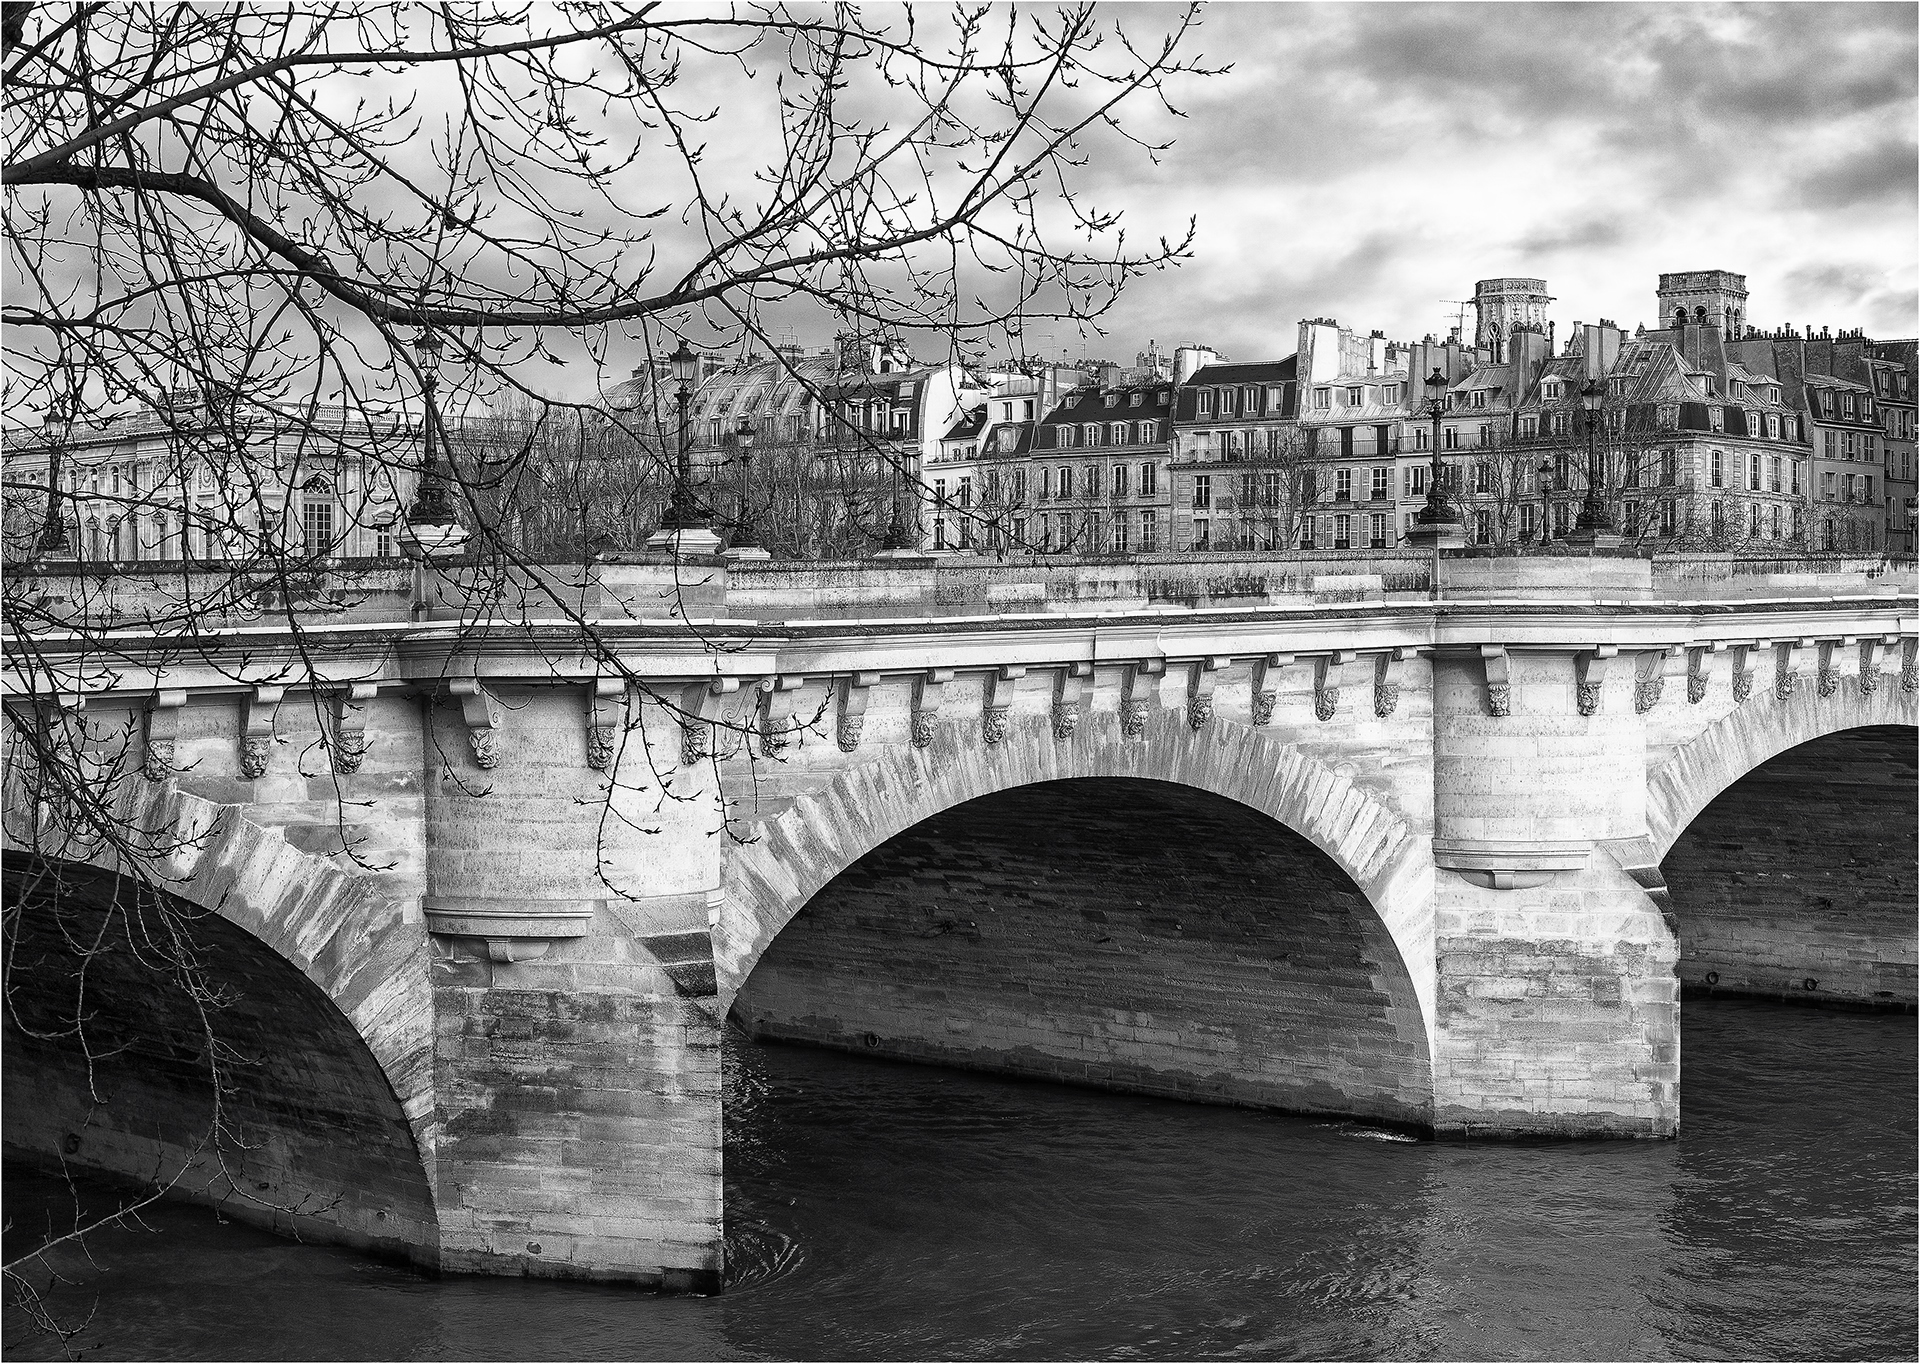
[3,779,439,1265]
[719,705,1435,1119]
[1647,678,1918,859]
[1648,681,1917,1007]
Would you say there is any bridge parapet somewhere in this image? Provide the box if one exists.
[12,552,1913,631]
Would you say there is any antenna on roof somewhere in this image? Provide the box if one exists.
[1440,300,1476,337]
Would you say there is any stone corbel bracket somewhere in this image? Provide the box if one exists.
[983,666,1025,745]
[1314,650,1356,722]
[1901,636,1919,694]
[1815,638,1856,698]
[1634,647,1682,715]
[1732,639,1768,702]
[1480,645,1512,717]
[424,895,598,963]
[143,689,187,781]
[241,684,285,779]
[837,672,880,752]
[1374,647,1418,718]
[1432,837,1593,890]
[1576,646,1617,717]
[1857,638,1885,694]
[1774,638,1811,701]
[678,677,739,765]
[1186,656,1228,729]
[1121,659,1164,737]
[447,677,502,770]
[910,668,954,748]
[332,682,379,773]
[585,676,627,770]
[759,674,805,757]
[1052,662,1092,740]
[1250,653,1292,727]
[1686,641,1727,704]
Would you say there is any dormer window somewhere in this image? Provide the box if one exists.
[1542,381,1562,401]
[1196,390,1214,416]
[1470,390,1487,409]
[1314,388,1332,409]
[1709,406,1724,432]
[1129,392,1143,407]
[1346,386,1362,406]
[1104,392,1119,408]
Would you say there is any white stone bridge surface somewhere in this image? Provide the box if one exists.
[4,552,1916,1291]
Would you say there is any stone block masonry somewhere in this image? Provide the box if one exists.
[734,777,1432,1124]
[1662,725,1917,1007]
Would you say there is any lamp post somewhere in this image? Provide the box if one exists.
[659,340,702,530]
[1405,366,1465,554]
[1567,377,1619,547]
[400,330,467,558]
[877,460,914,552]
[646,339,722,554]
[723,414,770,561]
[32,405,74,564]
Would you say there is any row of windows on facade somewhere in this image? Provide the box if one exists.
[933,462,1162,507]
[51,501,390,561]
[1812,386,1892,423]
[931,509,1163,553]
[926,490,1850,559]
[30,462,345,497]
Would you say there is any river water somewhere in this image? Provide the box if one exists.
[5,998,1914,1361]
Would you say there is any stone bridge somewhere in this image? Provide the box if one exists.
[4,552,1915,1291]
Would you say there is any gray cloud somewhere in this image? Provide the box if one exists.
[1798,138,1920,211]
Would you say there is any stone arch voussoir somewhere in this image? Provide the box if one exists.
[1647,680,1919,859]
[718,707,1436,1044]
[6,778,437,1162]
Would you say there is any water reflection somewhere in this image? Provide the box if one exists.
[3,999,1912,1362]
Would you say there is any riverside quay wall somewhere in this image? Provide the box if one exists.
[4,550,1915,1290]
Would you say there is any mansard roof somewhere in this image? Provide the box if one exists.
[942,407,987,441]
[1185,356,1298,387]
[1039,382,1173,426]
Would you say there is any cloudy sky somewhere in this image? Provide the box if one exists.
[1073,1,1918,365]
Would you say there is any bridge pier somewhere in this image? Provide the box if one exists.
[1428,648,1680,1137]
[419,682,727,1289]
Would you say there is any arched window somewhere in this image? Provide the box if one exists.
[1694,307,1707,324]
[1674,309,1687,329]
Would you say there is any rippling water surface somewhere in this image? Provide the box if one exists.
[5,999,1914,1361]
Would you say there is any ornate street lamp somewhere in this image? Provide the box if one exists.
[877,458,915,552]
[646,339,723,555]
[1405,366,1464,554]
[658,339,704,531]
[1568,377,1618,545]
[32,403,74,564]
[397,329,469,567]
[724,414,770,561]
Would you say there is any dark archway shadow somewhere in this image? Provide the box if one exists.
[1661,725,1917,1007]
[730,777,1433,1127]
[2,856,438,1267]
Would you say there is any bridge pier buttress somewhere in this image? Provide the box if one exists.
[420,680,726,1290]
[1427,647,1680,1138]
